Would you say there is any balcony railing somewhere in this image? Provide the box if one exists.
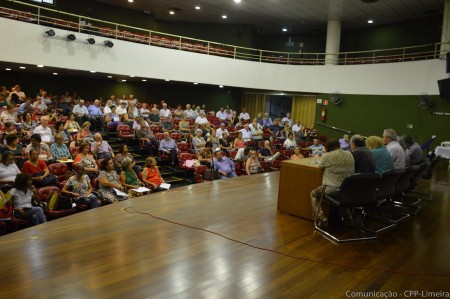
[1,0,446,66]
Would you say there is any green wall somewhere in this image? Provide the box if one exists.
[0,71,240,110]
[314,94,450,147]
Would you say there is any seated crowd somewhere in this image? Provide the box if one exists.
[0,86,425,236]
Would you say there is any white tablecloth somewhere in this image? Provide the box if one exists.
[435,146,450,159]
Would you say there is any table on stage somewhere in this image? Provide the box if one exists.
[277,157,323,221]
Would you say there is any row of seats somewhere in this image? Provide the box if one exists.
[315,163,431,243]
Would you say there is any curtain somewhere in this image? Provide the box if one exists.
[241,93,266,121]
[291,96,316,128]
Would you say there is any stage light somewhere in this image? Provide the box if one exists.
[104,40,114,48]
[45,29,55,37]
[87,38,95,45]
[66,34,76,41]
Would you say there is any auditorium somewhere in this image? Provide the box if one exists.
[0,0,449,297]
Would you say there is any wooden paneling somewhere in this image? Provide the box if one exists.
[277,158,323,220]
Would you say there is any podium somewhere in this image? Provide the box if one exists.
[277,158,323,220]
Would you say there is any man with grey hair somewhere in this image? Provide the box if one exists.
[73,99,89,126]
[350,134,375,173]
[382,129,406,169]
[91,133,114,160]
[50,133,71,160]
[33,116,53,143]
[88,99,104,132]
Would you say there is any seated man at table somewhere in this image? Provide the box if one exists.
[350,134,375,173]
[50,133,71,161]
[310,139,354,227]
[213,150,237,179]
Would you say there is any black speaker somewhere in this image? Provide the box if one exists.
[437,78,450,100]
[447,52,450,73]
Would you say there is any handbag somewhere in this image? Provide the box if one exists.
[204,167,219,181]
[0,191,13,220]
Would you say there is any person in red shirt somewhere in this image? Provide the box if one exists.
[21,149,57,188]
[141,157,165,192]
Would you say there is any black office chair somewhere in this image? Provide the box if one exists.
[393,165,422,215]
[407,162,432,201]
[364,169,407,232]
[314,173,382,243]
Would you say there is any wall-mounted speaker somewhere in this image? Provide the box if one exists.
[437,78,450,100]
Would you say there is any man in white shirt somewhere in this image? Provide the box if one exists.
[383,128,406,169]
[11,84,26,102]
[249,119,263,141]
[195,111,209,125]
[215,123,229,138]
[33,116,53,143]
[40,90,52,105]
[129,102,139,118]
[73,99,90,126]
[216,107,228,122]
[132,116,149,131]
[239,124,253,142]
[292,120,302,134]
[281,113,293,126]
[159,103,171,120]
[235,147,251,161]
[239,108,250,122]
[116,101,127,116]
[184,104,196,120]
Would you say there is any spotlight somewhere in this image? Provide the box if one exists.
[87,38,96,45]
[66,34,76,41]
[104,40,114,48]
[45,29,55,37]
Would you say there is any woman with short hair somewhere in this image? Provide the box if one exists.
[141,157,165,192]
[98,158,127,203]
[62,164,99,209]
[21,149,57,188]
[0,151,21,192]
[73,142,99,179]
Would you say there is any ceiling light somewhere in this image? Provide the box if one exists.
[222,15,227,19]
[20,66,26,69]
[169,10,175,15]
[142,79,147,82]
[128,0,133,2]
[5,68,11,71]
[130,75,135,77]
[37,65,44,68]
[193,82,198,85]
[219,85,224,88]
[165,79,170,82]
[282,28,288,32]
[122,79,126,82]
[90,70,96,73]
[195,5,200,10]
[53,73,58,75]
[108,75,113,78]
[234,0,242,3]
[45,29,55,37]
[368,19,374,24]
[104,40,114,48]
[87,38,95,44]
[66,34,76,41]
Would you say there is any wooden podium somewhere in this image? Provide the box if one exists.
[277,158,323,220]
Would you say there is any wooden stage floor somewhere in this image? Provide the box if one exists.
[0,170,449,298]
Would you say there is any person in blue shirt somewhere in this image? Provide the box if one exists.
[308,138,326,156]
[365,136,394,174]
[213,150,237,179]
[88,99,104,132]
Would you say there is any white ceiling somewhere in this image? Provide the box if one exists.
[93,0,444,34]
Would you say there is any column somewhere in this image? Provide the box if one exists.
[325,20,341,65]
[440,0,450,58]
